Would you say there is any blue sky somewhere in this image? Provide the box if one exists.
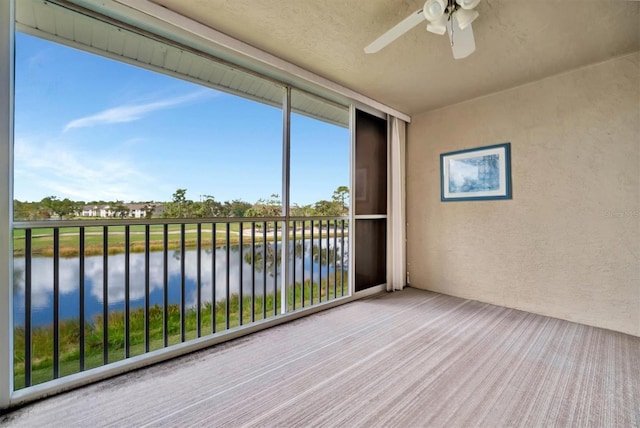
[14,32,349,206]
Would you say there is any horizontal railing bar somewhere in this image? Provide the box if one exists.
[285,216,349,222]
[13,215,348,229]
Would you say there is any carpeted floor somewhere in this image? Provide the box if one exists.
[3,287,639,427]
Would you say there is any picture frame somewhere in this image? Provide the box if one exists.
[441,142,512,201]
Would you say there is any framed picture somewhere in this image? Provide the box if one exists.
[441,143,512,201]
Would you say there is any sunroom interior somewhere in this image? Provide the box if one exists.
[0,0,638,425]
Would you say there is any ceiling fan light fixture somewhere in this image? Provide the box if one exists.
[423,0,446,22]
[455,8,479,30]
[426,22,447,35]
[426,14,447,35]
[455,0,481,10]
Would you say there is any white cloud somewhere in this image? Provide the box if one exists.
[63,90,212,132]
[14,137,156,202]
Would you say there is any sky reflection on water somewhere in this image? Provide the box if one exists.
[13,239,348,326]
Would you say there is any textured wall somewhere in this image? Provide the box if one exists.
[406,52,640,336]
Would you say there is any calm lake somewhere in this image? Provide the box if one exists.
[13,238,348,327]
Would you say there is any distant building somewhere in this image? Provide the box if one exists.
[78,203,164,218]
[127,203,147,219]
[81,205,100,217]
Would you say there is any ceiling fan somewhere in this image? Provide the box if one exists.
[365,0,481,59]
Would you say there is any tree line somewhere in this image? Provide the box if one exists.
[13,197,154,221]
[13,186,350,221]
[161,187,349,218]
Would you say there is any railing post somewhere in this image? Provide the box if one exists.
[280,86,291,314]
[0,0,14,410]
[348,105,356,297]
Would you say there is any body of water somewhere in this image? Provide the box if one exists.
[13,238,349,327]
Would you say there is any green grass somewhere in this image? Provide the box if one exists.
[13,272,348,390]
[12,224,240,258]
[12,222,348,258]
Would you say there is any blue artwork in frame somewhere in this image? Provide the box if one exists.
[441,143,512,201]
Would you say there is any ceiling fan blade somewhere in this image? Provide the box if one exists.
[364,9,426,54]
[446,13,476,59]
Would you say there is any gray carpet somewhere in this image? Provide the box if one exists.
[3,288,639,427]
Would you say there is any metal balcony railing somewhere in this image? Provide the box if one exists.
[11,216,349,390]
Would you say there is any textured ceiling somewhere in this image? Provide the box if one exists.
[150,0,640,115]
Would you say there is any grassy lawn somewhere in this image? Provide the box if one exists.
[13,274,347,390]
[12,222,348,258]
[14,224,255,258]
